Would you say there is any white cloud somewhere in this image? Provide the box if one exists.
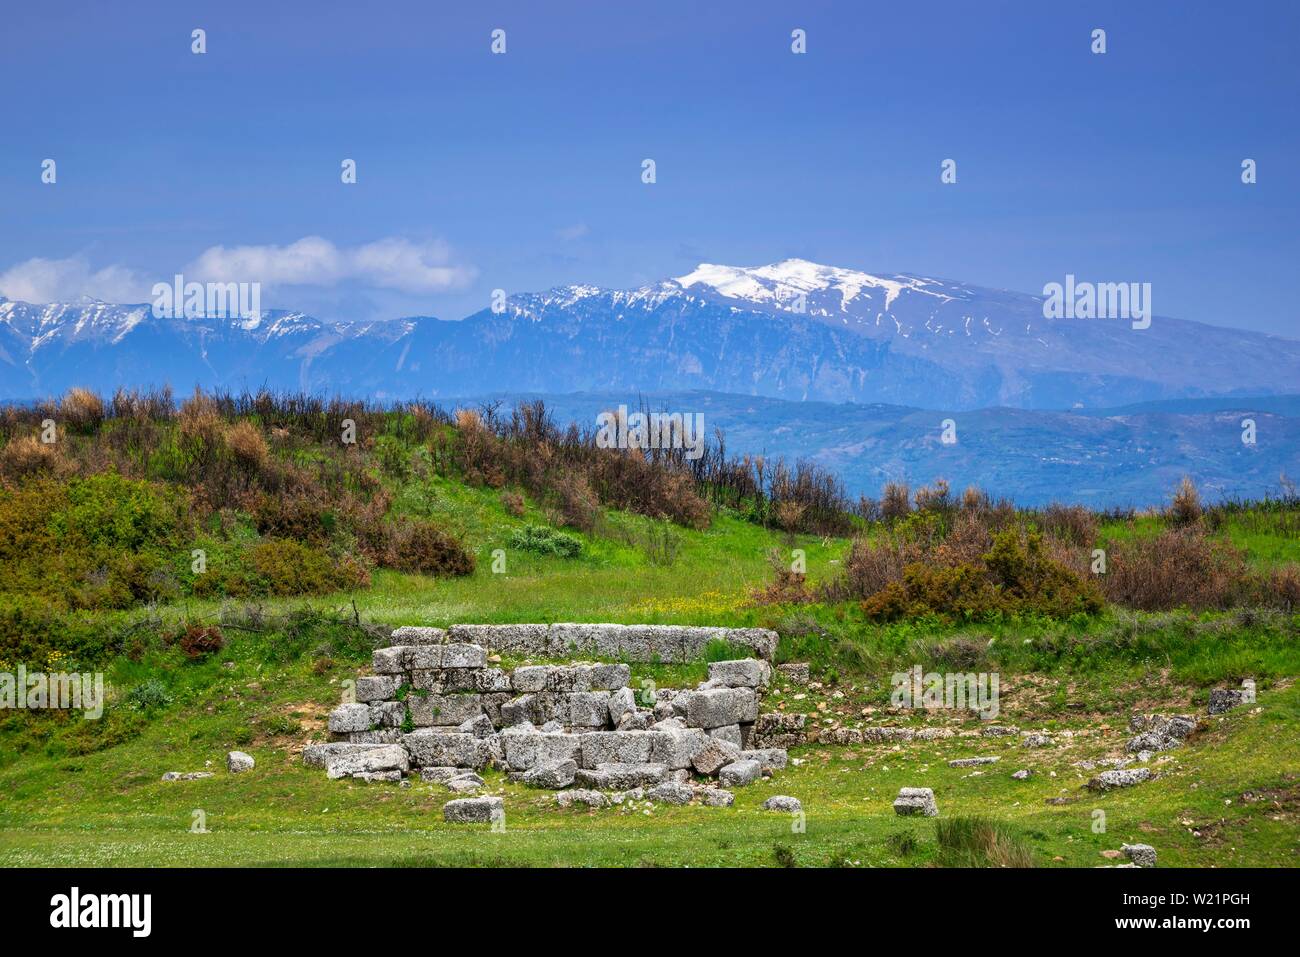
[186,236,476,293]
[556,223,590,241]
[0,257,151,303]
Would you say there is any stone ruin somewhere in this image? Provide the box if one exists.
[306,624,806,815]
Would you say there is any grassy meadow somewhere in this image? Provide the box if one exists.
[0,389,1296,867]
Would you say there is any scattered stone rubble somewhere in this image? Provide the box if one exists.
[1126,714,1197,753]
[1208,679,1255,716]
[312,627,796,816]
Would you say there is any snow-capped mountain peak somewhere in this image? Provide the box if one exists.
[672,258,949,311]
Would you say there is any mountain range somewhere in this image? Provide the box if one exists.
[3,259,1298,410]
[2,259,1297,506]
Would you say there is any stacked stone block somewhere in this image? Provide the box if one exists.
[313,625,795,801]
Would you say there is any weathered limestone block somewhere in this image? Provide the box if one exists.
[346,730,401,744]
[556,789,607,809]
[646,781,694,805]
[718,759,761,788]
[740,748,788,771]
[473,668,513,693]
[607,687,637,726]
[401,731,495,770]
[371,646,406,674]
[523,758,578,789]
[861,727,915,743]
[949,756,999,768]
[404,645,444,671]
[328,703,372,734]
[481,693,513,728]
[547,666,594,693]
[325,745,409,780]
[648,725,710,771]
[580,731,654,768]
[893,787,938,816]
[370,700,406,728]
[590,663,631,690]
[691,736,741,776]
[550,623,625,659]
[1208,689,1247,715]
[685,688,758,729]
[723,628,779,661]
[457,714,495,739]
[698,787,735,807]
[303,742,390,769]
[568,691,613,728]
[449,623,556,656]
[594,762,669,789]
[408,670,444,694]
[443,796,503,823]
[355,675,399,702]
[389,626,447,645]
[708,724,743,748]
[408,693,484,728]
[226,751,255,773]
[501,730,582,771]
[777,663,810,684]
[441,644,488,669]
[512,666,551,694]
[707,659,772,689]
[1122,843,1158,867]
[763,795,802,812]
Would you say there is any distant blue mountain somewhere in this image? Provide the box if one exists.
[3,259,1298,411]
[451,390,1300,509]
[3,259,1297,506]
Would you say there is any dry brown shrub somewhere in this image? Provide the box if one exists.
[501,490,526,517]
[225,421,269,472]
[829,533,923,600]
[1039,503,1098,547]
[773,499,807,532]
[1255,564,1300,611]
[1102,527,1249,610]
[751,549,815,606]
[932,510,994,567]
[961,485,990,511]
[553,471,600,532]
[60,388,104,433]
[1169,476,1203,526]
[0,435,67,482]
[178,388,224,451]
[881,481,911,522]
[914,479,951,512]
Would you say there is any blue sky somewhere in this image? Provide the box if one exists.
[2,0,1297,335]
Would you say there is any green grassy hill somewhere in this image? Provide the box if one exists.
[0,391,1296,867]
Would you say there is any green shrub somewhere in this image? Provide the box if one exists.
[125,678,172,712]
[249,539,370,596]
[510,524,583,558]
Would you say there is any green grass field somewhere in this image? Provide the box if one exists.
[2,424,1298,868]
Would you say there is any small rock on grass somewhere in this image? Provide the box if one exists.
[1087,768,1151,791]
[949,756,999,768]
[226,751,255,773]
[443,796,503,823]
[893,787,938,817]
[762,796,802,813]
[1122,843,1158,867]
[1011,769,1031,780]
